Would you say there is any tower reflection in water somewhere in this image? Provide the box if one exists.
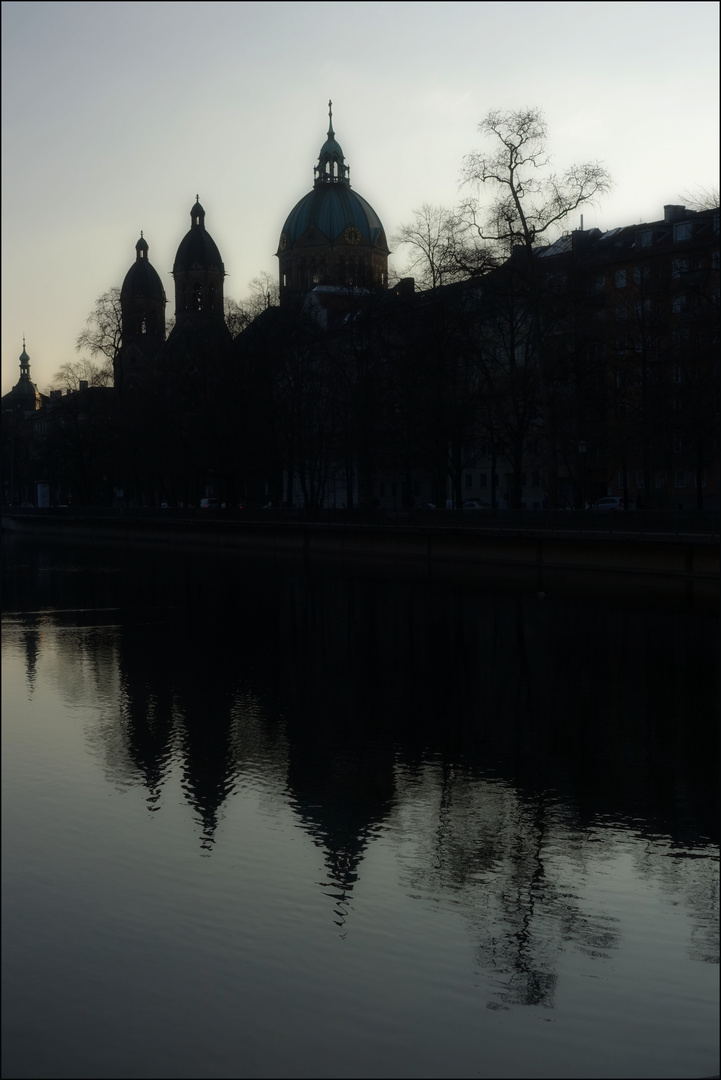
[2,535,718,1076]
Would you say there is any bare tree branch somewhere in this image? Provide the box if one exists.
[48,356,113,392]
[392,203,496,290]
[226,272,280,337]
[461,108,612,252]
[679,185,720,211]
[75,287,123,364]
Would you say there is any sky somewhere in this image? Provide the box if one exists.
[2,0,719,395]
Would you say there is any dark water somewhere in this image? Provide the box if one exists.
[2,535,718,1079]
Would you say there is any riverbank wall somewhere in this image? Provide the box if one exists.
[3,511,718,606]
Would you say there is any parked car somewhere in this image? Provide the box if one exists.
[587,496,635,512]
[461,500,491,511]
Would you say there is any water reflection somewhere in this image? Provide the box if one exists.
[2,536,718,1031]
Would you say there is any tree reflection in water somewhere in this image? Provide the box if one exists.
[3,536,718,1001]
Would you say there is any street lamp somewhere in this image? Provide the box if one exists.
[578,440,587,508]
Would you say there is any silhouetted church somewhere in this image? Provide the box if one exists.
[2,340,44,416]
[114,103,388,394]
[277,101,389,301]
[115,196,232,396]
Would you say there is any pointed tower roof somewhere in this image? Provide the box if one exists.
[173,196,224,273]
[121,233,166,304]
[314,100,350,186]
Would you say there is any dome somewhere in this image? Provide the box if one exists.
[173,198,224,275]
[121,234,166,302]
[119,235,167,351]
[5,339,42,412]
[278,102,388,255]
[280,185,387,250]
[13,379,41,404]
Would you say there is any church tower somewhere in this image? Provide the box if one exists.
[277,103,389,304]
[3,339,42,415]
[116,233,167,394]
[172,198,226,326]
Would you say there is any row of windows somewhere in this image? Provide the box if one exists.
[620,469,706,489]
[613,257,717,289]
[281,262,376,290]
[638,221,697,246]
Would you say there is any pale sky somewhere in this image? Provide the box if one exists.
[2,0,719,394]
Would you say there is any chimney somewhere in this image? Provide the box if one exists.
[572,228,601,255]
[664,205,686,223]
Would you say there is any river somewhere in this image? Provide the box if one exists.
[2,534,718,1079]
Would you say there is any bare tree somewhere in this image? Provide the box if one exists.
[460,109,612,506]
[461,108,612,254]
[224,298,250,339]
[75,287,123,371]
[225,272,280,338]
[679,185,720,212]
[392,203,495,291]
[48,356,114,392]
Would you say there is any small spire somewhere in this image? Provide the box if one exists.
[19,337,30,374]
[190,197,205,228]
[328,100,334,138]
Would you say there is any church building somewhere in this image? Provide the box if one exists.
[277,102,389,302]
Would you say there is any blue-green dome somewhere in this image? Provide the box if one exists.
[280,184,387,249]
[278,102,388,254]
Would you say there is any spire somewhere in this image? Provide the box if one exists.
[136,232,149,260]
[190,196,205,228]
[19,338,31,380]
[314,101,350,187]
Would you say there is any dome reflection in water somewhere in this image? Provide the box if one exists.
[2,536,718,1080]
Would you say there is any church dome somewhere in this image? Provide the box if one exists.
[280,185,387,249]
[173,198,224,275]
[277,103,388,300]
[4,339,42,413]
[119,234,167,354]
[121,233,166,303]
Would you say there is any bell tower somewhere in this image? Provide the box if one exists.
[116,233,167,394]
[172,197,226,325]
